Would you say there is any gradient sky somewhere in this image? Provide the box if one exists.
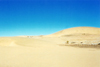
[0,0,100,36]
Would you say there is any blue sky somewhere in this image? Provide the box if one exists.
[0,0,100,36]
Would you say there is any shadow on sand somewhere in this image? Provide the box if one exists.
[59,44,100,49]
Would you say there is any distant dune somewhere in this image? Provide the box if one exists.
[44,27,100,37]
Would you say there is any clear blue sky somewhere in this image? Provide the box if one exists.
[0,0,100,36]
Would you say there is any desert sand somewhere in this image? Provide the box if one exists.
[0,27,100,67]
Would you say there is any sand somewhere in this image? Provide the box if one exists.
[44,27,100,37]
[0,27,100,67]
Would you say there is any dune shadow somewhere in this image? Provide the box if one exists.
[59,44,100,49]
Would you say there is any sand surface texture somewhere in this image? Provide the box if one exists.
[0,27,100,67]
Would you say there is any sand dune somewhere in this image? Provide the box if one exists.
[44,27,100,37]
[0,27,100,67]
[0,37,56,47]
[0,37,16,46]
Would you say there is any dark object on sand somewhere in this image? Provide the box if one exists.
[98,43,100,45]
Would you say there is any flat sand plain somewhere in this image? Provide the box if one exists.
[0,37,100,67]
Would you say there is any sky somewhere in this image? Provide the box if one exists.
[0,0,100,36]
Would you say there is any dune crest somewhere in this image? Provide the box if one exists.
[44,27,100,37]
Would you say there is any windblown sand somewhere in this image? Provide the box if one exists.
[0,27,100,67]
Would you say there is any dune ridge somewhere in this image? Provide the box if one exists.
[0,37,56,47]
[44,27,100,37]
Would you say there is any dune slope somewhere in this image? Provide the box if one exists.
[44,27,100,37]
[0,37,56,47]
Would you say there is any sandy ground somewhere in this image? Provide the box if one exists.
[0,27,100,67]
[0,37,100,67]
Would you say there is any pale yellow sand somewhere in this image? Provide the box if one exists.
[0,43,100,67]
[44,27,100,37]
[0,27,100,67]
